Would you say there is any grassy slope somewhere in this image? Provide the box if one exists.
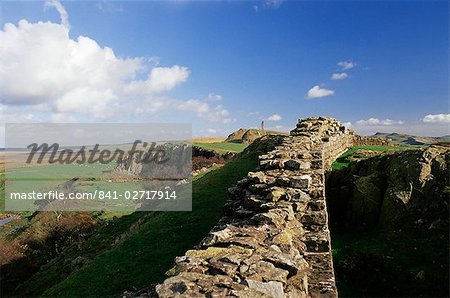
[193,142,247,154]
[16,154,258,297]
[331,145,409,170]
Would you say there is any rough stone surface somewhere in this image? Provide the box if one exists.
[327,145,450,228]
[155,116,391,298]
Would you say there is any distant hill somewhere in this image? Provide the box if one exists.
[370,132,450,146]
[225,128,288,144]
[192,137,226,143]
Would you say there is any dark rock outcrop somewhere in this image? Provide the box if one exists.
[327,145,450,228]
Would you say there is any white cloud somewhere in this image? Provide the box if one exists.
[307,85,335,99]
[337,61,355,70]
[331,72,348,80]
[0,104,46,123]
[207,93,222,101]
[0,0,236,125]
[342,121,352,128]
[0,18,164,116]
[422,113,450,123]
[0,0,189,118]
[176,100,234,124]
[267,114,282,121]
[124,65,189,95]
[45,0,69,28]
[356,118,404,126]
[51,112,77,123]
[248,111,260,116]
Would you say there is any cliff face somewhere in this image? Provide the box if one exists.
[326,145,449,297]
[326,145,449,229]
[115,143,192,179]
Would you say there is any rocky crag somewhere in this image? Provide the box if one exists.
[155,117,389,298]
[326,145,449,297]
[115,143,192,179]
[327,145,449,229]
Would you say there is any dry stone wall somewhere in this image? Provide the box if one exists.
[155,116,385,298]
[353,135,392,147]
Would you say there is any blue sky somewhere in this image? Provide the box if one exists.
[0,0,449,140]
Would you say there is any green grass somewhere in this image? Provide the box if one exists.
[193,142,248,154]
[14,153,258,297]
[331,145,407,170]
[332,228,449,297]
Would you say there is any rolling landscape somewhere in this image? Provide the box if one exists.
[1,0,449,297]
[1,122,449,297]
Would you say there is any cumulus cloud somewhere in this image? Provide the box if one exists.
[125,65,189,94]
[331,72,348,80]
[0,0,235,125]
[422,113,450,123]
[267,114,282,121]
[0,18,180,118]
[176,100,234,124]
[51,112,77,123]
[306,85,335,99]
[342,121,352,128]
[207,93,222,101]
[337,61,355,70]
[356,118,404,126]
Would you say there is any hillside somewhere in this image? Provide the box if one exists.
[2,122,449,297]
[192,137,226,143]
[1,144,269,297]
[370,132,450,146]
[331,145,413,170]
[225,128,288,144]
[192,141,247,154]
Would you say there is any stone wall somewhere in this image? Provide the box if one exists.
[155,117,384,298]
[353,135,392,147]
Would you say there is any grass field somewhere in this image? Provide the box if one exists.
[13,152,258,297]
[193,141,248,154]
[332,227,449,297]
[331,145,410,170]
